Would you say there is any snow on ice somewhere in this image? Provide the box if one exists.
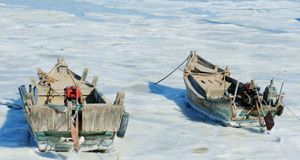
[0,0,300,159]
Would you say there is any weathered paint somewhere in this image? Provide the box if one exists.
[183,52,283,128]
[19,58,127,152]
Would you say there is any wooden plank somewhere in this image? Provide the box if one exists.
[47,108,54,130]
[28,106,70,132]
[91,107,97,132]
[82,104,123,132]
[29,104,123,133]
[18,85,27,105]
[84,106,93,131]
[194,64,217,74]
[104,106,113,131]
[33,87,38,105]
[95,106,102,132]
[54,110,69,131]
[26,92,35,105]
[30,107,37,131]
[68,101,72,132]
[82,104,86,132]
[41,108,48,131]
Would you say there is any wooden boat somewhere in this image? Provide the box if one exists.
[18,58,129,152]
[183,51,284,130]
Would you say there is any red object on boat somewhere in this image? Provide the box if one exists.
[65,86,81,100]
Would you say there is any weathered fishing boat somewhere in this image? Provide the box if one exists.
[18,58,129,152]
[183,51,284,131]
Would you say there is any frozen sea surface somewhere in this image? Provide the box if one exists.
[0,0,300,159]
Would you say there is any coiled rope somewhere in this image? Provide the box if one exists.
[155,55,189,85]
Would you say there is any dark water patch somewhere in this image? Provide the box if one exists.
[0,0,178,22]
[200,19,286,33]
[133,23,150,27]
[168,0,255,2]
[182,8,211,15]
[251,53,288,60]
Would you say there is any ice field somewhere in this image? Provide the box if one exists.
[0,0,300,159]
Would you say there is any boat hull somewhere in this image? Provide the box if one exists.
[18,58,128,152]
[182,52,282,129]
[184,75,262,127]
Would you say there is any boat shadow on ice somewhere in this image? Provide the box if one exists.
[0,98,33,148]
[148,82,221,126]
[0,98,68,159]
[149,82,265,134]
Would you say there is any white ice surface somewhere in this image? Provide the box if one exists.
[0,0,300,159]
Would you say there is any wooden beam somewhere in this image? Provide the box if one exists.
[81,68,89,81]
[82,104,124,132]
[92,76,98,87]
[26,92,36,105]
[114,92,125,105]
[57,58,66,64]
[30,76,37,87]
[36,68,43,79]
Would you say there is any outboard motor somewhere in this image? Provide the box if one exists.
[64,86,82,105]
[242,80,261,110]
[263,79,278,107]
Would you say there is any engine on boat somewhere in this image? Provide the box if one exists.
[241,80,261,110]
[240,79,284,116]
[263,79,278,107]
[64,86,82,105]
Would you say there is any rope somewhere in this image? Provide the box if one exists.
[155,55,189,85]
[282,102,300,121]
[50,87,65,99]
[117,132,127,160]
[42,63,63,80]
[67,69,77,86]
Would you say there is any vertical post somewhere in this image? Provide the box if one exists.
[26,92,36,105]
[81,68,89,81]
[92,76,98,87]
[18,85,27,105]
[30,76,37,87]
[233,81,239,109]
[37,68,44,79]
[114,92,125,105]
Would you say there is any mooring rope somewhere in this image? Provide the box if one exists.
[67,69,77,86]
[155,55,189,85]
[42,63,63,80]
[117,132,127,160]
[282,102,300,121]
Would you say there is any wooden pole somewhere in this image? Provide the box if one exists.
[255,102,263,126]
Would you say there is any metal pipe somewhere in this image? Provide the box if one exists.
[277,82,284,104]
[233,81,239,104]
